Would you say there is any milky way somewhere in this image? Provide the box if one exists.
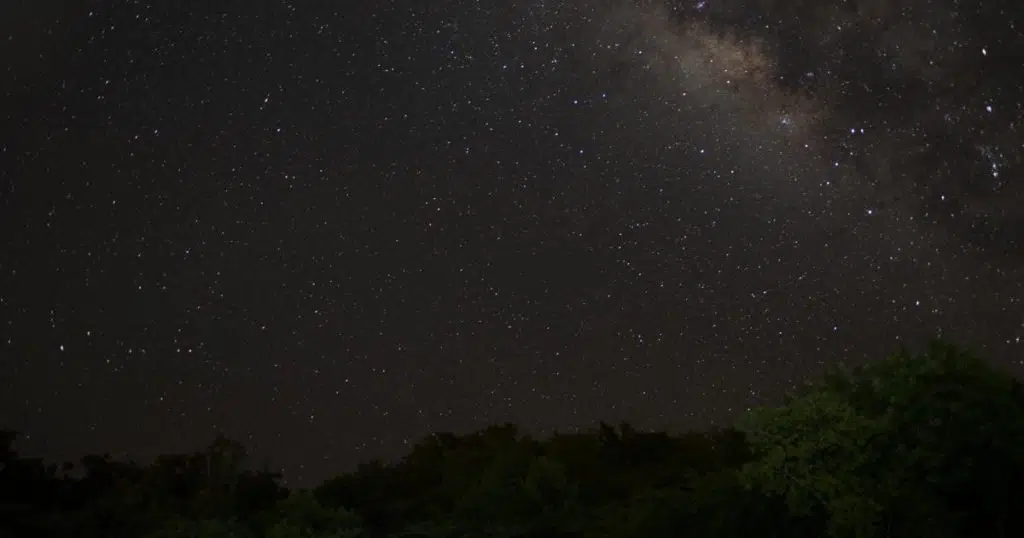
[662,0,1024,258]
[589,0,1024,257]
[0,0,1021,486]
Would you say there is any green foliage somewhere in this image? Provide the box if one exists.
[590,487,689,538]
[3,340,1023,538]
[453,452,580,536]
[265,519,363,538]
[272,490,364,537]
[389,520,463,538]
[738,387,884,517]
[143,516,254,538]
[738,340,1024,538]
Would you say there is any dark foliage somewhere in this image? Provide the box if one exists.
[2,341,1022,538]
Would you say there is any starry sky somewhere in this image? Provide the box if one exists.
[1,0,1022,485]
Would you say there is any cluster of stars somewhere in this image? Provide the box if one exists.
[0,0,1021,486]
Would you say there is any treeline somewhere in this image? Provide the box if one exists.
[3,341,1024,538]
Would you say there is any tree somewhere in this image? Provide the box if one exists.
[737,341,1024,538]
[268,490,363,538]
[142,517,253,538]
[0,430,16,470]
[453,451,581,537]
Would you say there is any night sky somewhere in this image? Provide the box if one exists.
[2,0,1022,486]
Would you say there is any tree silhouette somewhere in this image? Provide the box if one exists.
[2,341,1022,538]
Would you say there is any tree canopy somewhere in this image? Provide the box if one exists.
[2,340,1022,538]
